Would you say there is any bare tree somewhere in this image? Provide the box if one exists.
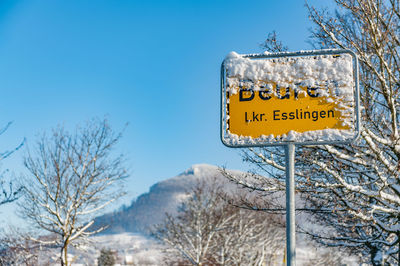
[0,122,24,206]
[224,0,400,264]
[0,122,25,265]
[97,248,116,266]
[260,31,288,53]
[214,208,285,266]
[153,179,286,265]
[0,228,39,266]
[18,118,128,266]
[153,180,236,265]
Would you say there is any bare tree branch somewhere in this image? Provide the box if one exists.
[18,118,128,266]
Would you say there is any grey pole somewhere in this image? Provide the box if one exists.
[285,143,296,266]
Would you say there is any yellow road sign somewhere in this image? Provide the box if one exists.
[221,50,359,146]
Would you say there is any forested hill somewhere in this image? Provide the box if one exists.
[93,164,236,234]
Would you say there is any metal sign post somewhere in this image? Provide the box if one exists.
[220,49,359,266]
[285,143,296,266]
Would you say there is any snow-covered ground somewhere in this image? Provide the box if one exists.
[62,232,360,265]
[69,233,164,266]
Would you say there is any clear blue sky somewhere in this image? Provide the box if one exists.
[0,0,333,225]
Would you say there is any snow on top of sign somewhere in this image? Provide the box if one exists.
[224,52,353,95]
[222,50,357,145]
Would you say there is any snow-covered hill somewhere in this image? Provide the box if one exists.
[94,164,235,234]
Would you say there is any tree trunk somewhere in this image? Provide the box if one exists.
[60,246,65,266]
[370,246,383,266]
[61,240,69,266]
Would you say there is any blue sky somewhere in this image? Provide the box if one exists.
[0,0,332,225]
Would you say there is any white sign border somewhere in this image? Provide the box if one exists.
[220,49,360,148]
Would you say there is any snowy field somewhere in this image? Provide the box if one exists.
[61,232,361,266]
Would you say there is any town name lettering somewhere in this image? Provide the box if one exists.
[238,86,319,101]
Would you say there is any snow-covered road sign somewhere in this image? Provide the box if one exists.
[220,49,359,147]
